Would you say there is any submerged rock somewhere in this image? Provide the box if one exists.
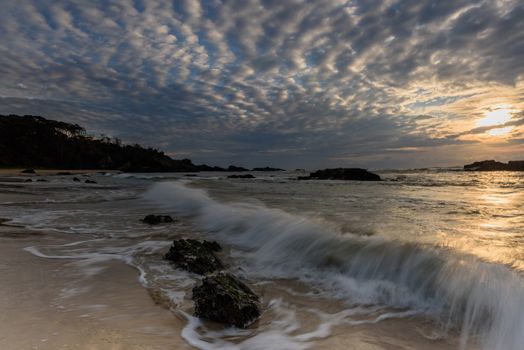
[36,178,48,182]
[21,168,35,174]
[73,177,81,182]
[164,239,222,275]
[141,214,174,225]
[192,272,261,328]
[299,168,381,181]
[85,179,97,184]
[24,178,32,182]
[227,174,255,179]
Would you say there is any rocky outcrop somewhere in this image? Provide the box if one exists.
[251,167,284,171]
[192,272,261,328]
[164,239,223,275]
[227,174,255,179]
[464,160,524,171]
[141,214,174,225]
[298,168,381,181]
[227,165,249,172]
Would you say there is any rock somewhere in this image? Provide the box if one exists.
[36,178,48,182]
[227,165,248,172]
[57,172,72,175]
[464,160,524,171]
[24,178,32,182]
[251,167,284,171]
[164,239,223,275]
[85,179,97,184]
[141,214,174,225]
[299,168,381,181]
[73,177,81,182]
[21,168,35,174]
[185,174,198,177]
[227,174,255,179]
[193,272,261,328]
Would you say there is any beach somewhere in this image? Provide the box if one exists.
[0,223,191,350]
[1,169,522,349]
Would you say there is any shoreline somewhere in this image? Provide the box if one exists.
[0,168,121,177]
[0,223,192,350]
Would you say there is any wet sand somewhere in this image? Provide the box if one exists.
[0,224,192,350]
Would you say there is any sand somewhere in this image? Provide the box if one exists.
[0,224,192,350]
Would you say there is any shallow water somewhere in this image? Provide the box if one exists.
[1,170,523,349]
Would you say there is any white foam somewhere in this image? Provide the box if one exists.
[144,181,524,350]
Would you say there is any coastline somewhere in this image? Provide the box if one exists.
[0,168,121,176]
[0,223,192,350]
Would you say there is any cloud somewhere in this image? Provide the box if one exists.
[1,0,523,168]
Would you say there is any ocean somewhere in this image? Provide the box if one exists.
[1,170,523,350]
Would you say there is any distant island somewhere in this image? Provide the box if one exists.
[464,160,524,171]
[0,114,281,172]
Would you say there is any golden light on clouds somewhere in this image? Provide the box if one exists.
[476,108,512,128]
[474,107,515,137]
[487,126,513,136]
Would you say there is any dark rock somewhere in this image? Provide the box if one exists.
[73,177,81,182]
[24,178,32,182]
[192,272,261,328]
[227,165,249,172]
[464,160,524,171]
[508,161,524,170]
[57,172,72,175]
[85,179,97,184]
[299,168,381,181]
[251,167,284,171]
[185,174,198,177]
[21,168,35,174]
[141,214,174,225]
[36,179,48,182]
[227,174,255,179]
[164,239,223,275]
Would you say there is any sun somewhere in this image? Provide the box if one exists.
[476,108,513,136]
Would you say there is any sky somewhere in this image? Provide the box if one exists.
[1,0,523,169]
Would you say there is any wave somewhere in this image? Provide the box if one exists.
[144,181,524,350]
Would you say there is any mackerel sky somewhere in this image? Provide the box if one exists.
[1,0,523,169]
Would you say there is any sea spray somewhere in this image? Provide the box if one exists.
[144,181,524,350]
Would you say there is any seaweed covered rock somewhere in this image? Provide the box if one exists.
[141,214,174,225]
[164,239,223,275]
[193,272,260,328]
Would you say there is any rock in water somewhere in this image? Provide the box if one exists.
[227,174,255,179]
[164,239,223,275]
[21,168,35,174]
[84,179,97,184]
[300,168,381,181]
[73,177,81,182]
[141,214,174,225]
[192,272,261,328]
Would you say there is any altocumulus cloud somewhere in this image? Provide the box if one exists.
[1,0,523,168]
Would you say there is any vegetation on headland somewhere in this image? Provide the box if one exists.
[0,114,278,172]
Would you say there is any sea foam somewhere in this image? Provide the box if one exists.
[144,181,524,350]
